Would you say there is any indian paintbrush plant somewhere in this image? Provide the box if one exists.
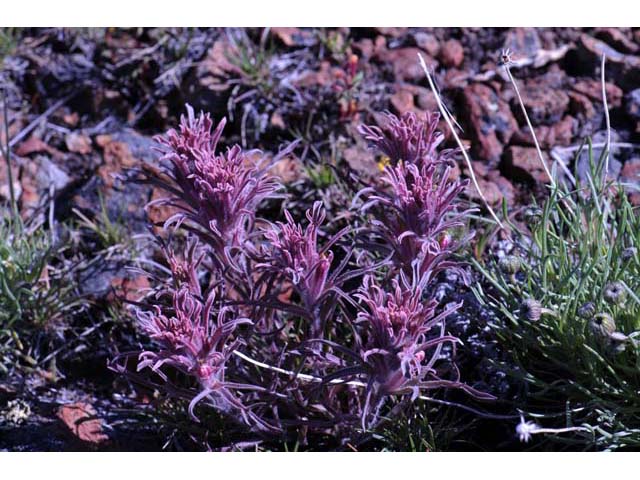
[113,107,493,448]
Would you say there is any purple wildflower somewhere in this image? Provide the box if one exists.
[152,105,280,258]
[358,111,454,167]
[257,201,349,337]
[359,161,472,271]
[113,106,492,440]
[136,284,254,420]
[354,269,494,428]
[165,240,204,295]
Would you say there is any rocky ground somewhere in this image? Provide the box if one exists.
[0,27,639,451]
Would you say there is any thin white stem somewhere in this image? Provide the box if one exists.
[233,350,366,387]
[417,53,505,230]
[503,62,555,188]
[601,54,611,182]
[532,426,591,436]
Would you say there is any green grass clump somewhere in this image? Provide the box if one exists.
[73,193,132,251]
[0,28,21,64]
[0,214,85,375]
[473,144,640,450]
[1,95,85,376]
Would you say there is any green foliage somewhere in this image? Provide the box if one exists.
[473,144,640,450]
[304,162,335,189]
[0,28,21,63]
[226,30,275,95]
[0,213,84,375]
[73,194,131,251]
[316,28,351,63]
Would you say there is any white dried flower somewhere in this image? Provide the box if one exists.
[516,415,540,443]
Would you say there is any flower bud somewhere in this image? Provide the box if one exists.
[621,247,637,262]
[589,313,616,339]
[499,255,522,275]
[520,299,542,322]
[603,281,627,306]
[524,206,543,227]
[577,302,597,319]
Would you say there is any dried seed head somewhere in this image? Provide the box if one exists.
[621,247,637,262]
[523,206,543,227]
[603,281,627,306]
[501,49,514,66]
[589,313,616,339]
[577,302,597,319]
[520,298,542,322]
[499,255,522,275]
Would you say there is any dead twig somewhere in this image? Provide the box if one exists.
[8,93,75,149]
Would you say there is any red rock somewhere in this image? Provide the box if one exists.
[389,84,437,116]
[352,39,375,60]
[14,136,48,157]
[514,78,569,126]
[147,186,177,230]
[57,403,108,445]
[295,61,335,88]
[269,153,301,184]
[378,47,435,83]
[109,275,150,302]
[463,161,515,206]
[271,27,313,47]
[504,28,542,59]
[511,115,575,148]
[65,132,93,155]
[374,35,387,54]
[576,35,640,90]
[594,28,638,54]
[621,157,640,181]
[503,146,551,183]
[460,83,518,163]
[621,157,640,205]
[568,91,596,119]
[196,39,242,93]
[572,79,623,108]
[342,141,379,177]
[578,34,629,63]
[375,28,408,38]
[15,135,63,159]
[413,32,440,57]
[95,134,112,148]
[269,110,285,130]
[550,116,576,146]
[414,87,438,112]
[98,138,137,188]
[390,88,416,116]
[440,39,464,68]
